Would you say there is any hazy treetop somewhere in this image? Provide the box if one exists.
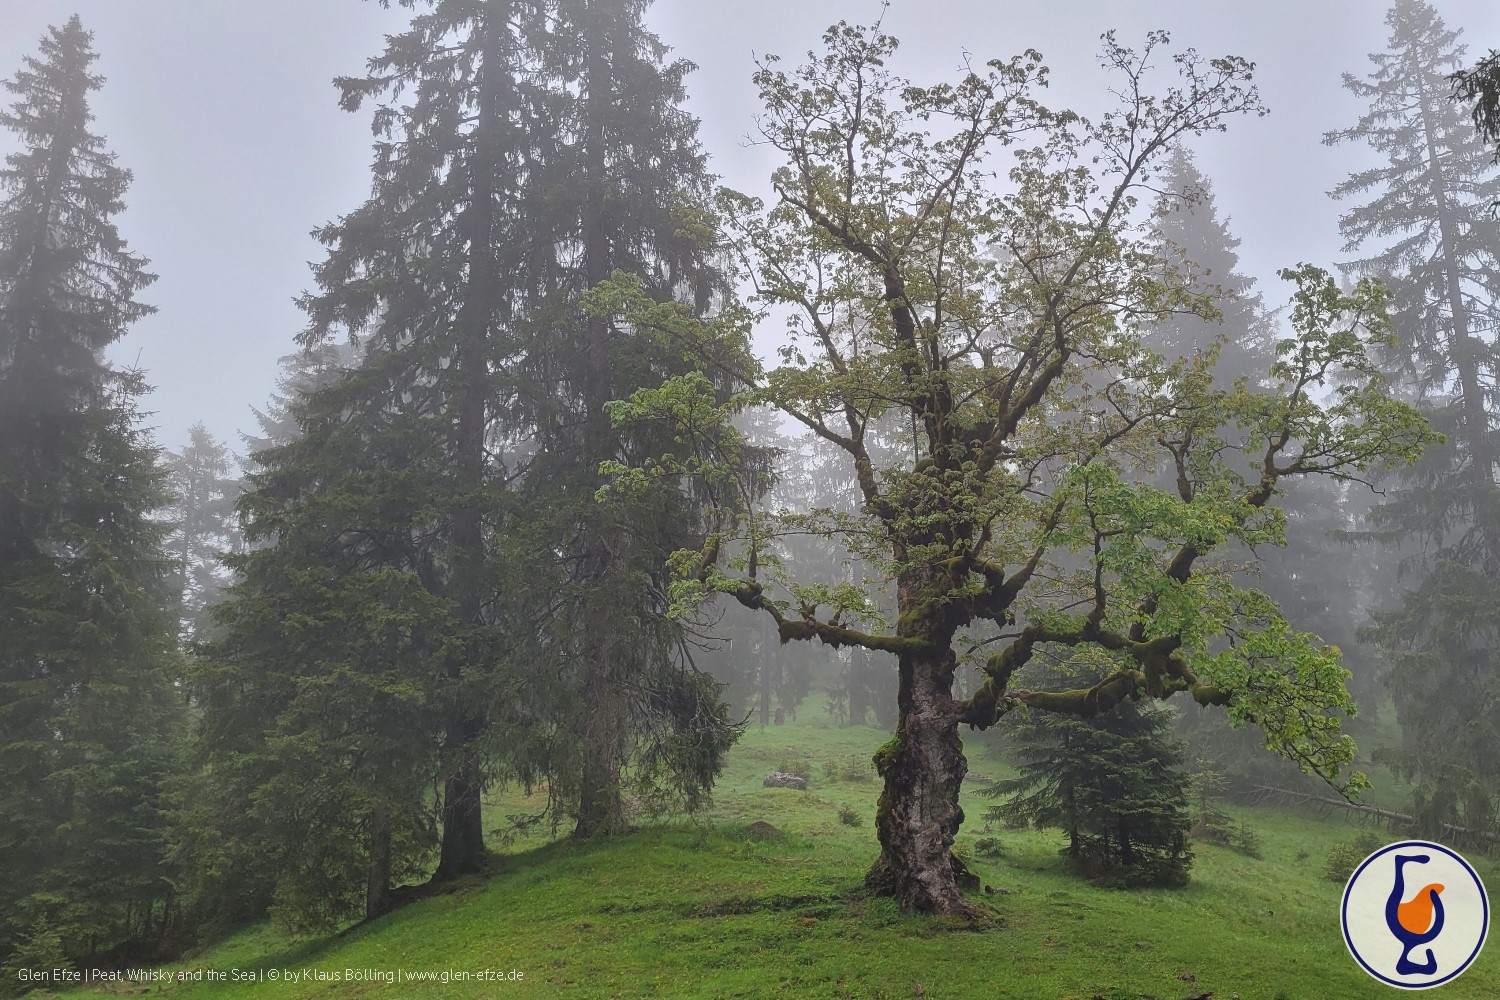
[0,0,1496,451]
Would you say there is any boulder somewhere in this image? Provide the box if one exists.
[762,771,807,790]
[743,820,783,841]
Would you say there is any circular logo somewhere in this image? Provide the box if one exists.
[1341,840,1488,989]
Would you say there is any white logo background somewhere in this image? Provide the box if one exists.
[1342,840,1488,989]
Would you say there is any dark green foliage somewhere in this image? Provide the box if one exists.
[192,345,487,929]
[1322,831,1385,883]
[988,691,1194,888]
[1328,0,1500,836]
[1453,48,1500,155]
[525,0,744,837]
[169,346,362,941]
[193,0,565,916]
[190,0,743,924]
[0,16,182,974]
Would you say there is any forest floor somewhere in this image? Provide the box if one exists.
[51,715,1500,999]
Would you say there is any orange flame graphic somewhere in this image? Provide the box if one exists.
[1397,883,1446,936]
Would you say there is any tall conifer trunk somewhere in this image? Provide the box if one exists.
[848,648,873,726]
[365,805,392,920]
[437,0,512,879]
[1414,68,1500,570]
[573,0,630,839]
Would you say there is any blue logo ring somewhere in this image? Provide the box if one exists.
[1341,839,1489,989]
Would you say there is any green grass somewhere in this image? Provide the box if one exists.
[49,717,1500,999]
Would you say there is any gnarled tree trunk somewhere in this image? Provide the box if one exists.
[866,642,976,916]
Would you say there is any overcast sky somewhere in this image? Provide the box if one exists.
[2,0,1498,455]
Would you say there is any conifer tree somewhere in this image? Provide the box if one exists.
[196,0,740,915]
[173,343,361,937]
[1146,146,1275,385]
[517,0,741,836]
[164,423,239,640]
[1453,47,1500,154]
[987,671,1194,887]
[1327,0,1500,833]
[195,358,457,927]
[195,0,551,908]
[0,16,181,971]
[241,342,358,456]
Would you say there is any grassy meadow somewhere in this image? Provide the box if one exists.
[47,715,1499,999]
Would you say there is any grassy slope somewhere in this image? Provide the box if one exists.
[56,716,1499,1000]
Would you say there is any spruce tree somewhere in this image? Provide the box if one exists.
[1453,47,1500,153]
[241,342,358,455]
[519,0,741,836]
[1145,146,1274,385]
[266,0,552,884]
[0,16,181,971]
[163,423,240,640]
[987,672,1194,888]
[1327,0,1500,833]
[199,393,449,926]
[173,343,362,937]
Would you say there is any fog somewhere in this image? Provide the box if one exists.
[1,0,1495,451]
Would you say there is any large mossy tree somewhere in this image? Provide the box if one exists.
[594,23,1438,916]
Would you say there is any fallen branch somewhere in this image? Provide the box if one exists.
[1252,784,1500,846]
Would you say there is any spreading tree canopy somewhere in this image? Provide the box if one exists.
[1145,150,1389,791]
[593,22,1437,915]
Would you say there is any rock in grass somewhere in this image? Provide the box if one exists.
[763,771,808,790]
[743,820,783,840]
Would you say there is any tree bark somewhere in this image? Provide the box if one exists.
[574,634,629,838]
[432,0,517,882]
[866,639,975,916]
[435,714,486,879]
[759,641,772,728]
[365,805,392,920]
[570,0,631,841]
